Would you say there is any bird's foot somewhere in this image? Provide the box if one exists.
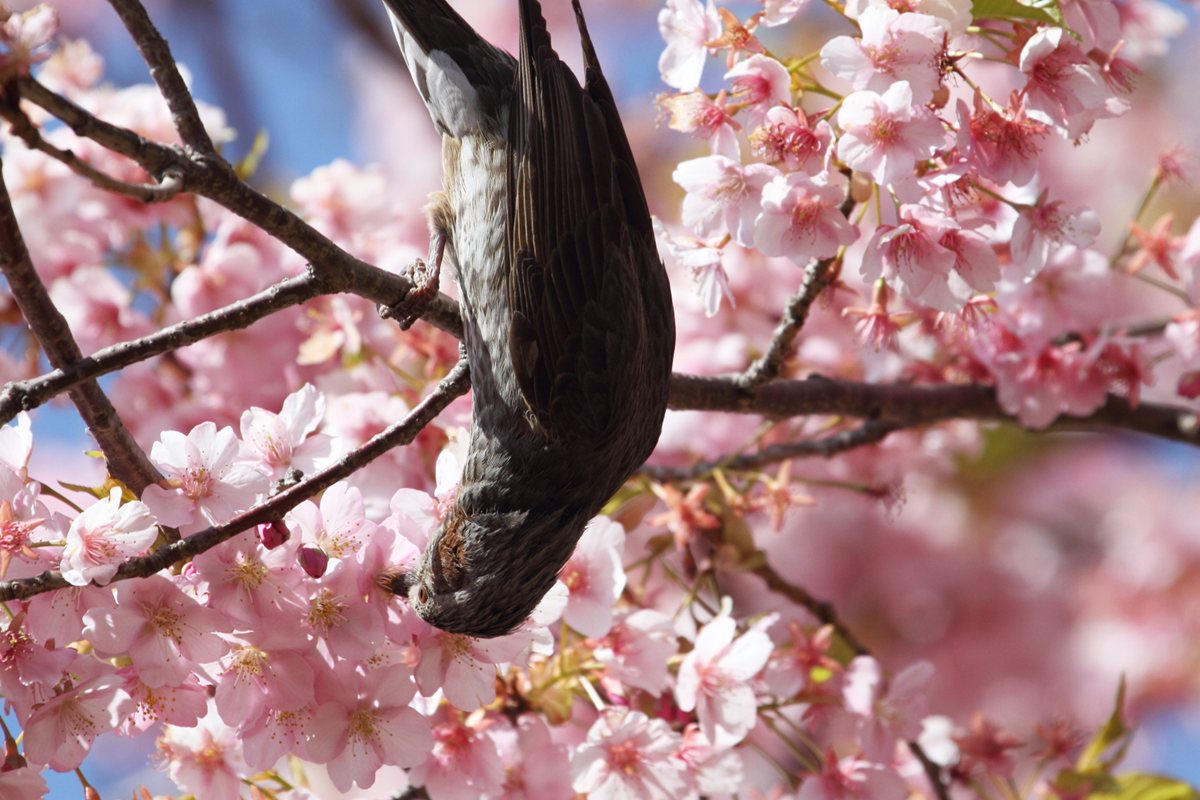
[380,236,445,331]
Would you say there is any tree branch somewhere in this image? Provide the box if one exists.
[0,100,185,203]
[0,270,332,425]
[643,420,902,481]
[0,356,470,603]
[0,156,162,496]
[668,373,1200,445]
[104,0,217,154]
[11,76,464,338]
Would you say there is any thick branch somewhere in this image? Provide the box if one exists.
[105,0,216,153]
[0,357,470,603]
[0,157,162,496]
[668,373,1200,446]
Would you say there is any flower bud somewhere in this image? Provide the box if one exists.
[259,520,291,550]
[299,545,329,579]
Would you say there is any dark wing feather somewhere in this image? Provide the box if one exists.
[507,0,651,441]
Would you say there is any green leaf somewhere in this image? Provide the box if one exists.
[1091,774,1200,800]
[57,481,111,500]
[1078,676,1132,771]
[972,0,1063,26]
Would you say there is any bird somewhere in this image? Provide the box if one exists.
[379,0,676,637]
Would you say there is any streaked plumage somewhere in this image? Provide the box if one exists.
[381,0,674,637]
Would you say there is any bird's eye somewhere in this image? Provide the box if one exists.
[416,585,428,604]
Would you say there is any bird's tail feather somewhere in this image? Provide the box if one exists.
[381,0,514,137]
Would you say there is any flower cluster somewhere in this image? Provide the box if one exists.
[658,0,1197,427]
[1,1,1199,798]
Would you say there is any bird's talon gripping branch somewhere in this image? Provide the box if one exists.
[382,236,445,330]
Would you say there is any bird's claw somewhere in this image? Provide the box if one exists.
[381,256,441,331]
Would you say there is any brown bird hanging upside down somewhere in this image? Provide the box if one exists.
[379,0,675,637]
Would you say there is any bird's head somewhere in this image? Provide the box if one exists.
[389,504,584,638]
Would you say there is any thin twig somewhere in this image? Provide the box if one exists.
[0,101,185,202]
[0,155,162,496]
[0,357,470,603]
[909,740,952,800]
[643,420,901,481]
[754,560,871,657]
[739,254,841,388]
[739,190,856,389]
[0,270,332,425]
[105,0,217,154]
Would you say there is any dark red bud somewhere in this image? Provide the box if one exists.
[299,546,329,579]
[259,520,291,550]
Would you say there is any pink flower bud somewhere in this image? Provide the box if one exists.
[299,545,329,579]
[259,520,291,550]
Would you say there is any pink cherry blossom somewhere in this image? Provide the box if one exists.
[594,608,679,695]
[0,411,33,480]
[60,487,158,586]
[660,90,741,158]
[570,707,689,800]
[49,266,153,353]
[678,724,744,795]
[560,516,627,638]
[821,7,946,104]
[308,664,433,792]
[406,614,530,711]
[861,204,999,310]
[83,574,230,688]
[755,172,858,264]
[22,673,131,771]
[0,4,58,76]
[836,82,946,187]
[185,530,305,626]
[675,602,775,747]
[1010,193,1101,279]
[158,703,248,800]
[1019,27,1112,137]
[845,0,973,36]
[240,383,334,480]
[955,92,1050,188]
[493,714,574,799]
[407,706,505,799]
[724,54,792,126]
[674,154,780,246]
[0,614,78,719]
[750,105,833,175]
[796,750,909,799]
[843,655,933,759]
[141,421,267,534]
[287,480,377,560]
[761,0,810,27]
[300,558,387,659]
[118,667,208,733]
[658,0,721,90]
[0,764,48,799]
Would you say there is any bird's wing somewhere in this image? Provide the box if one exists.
[507,0,654,442]
[381,0,515,137]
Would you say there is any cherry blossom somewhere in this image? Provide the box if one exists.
[593,608,679,695]
[407,706,505,799]
[158,704,248,800]
[59,487,157,587]
[755,171,858,264]
[1018,27,1113,137]
[83,574,230,688]
[1010,193,1101,279]
[724,55,792,126]
[796,750,908,799]
[750,105,833,175]
[660,89,741,157]
[955,92,1049,188]
[674,154,780,246]
[835,82,946,187]
[570,707,689,800]
[675,601,775,747]
[140,421,267,533]
[560,516,627,638]
[308,664,433,792]
[658,0,721,90]
[22,674,132,771]
[820,7,946,104]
